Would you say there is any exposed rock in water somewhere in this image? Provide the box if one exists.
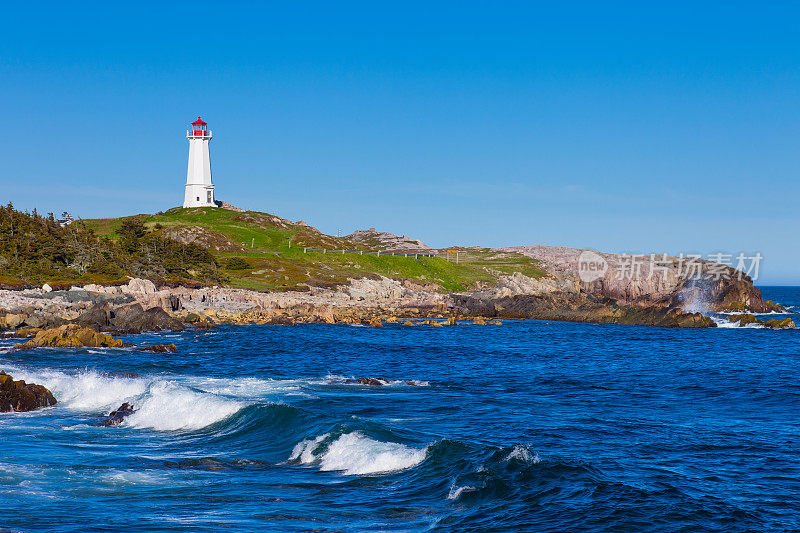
[497,245,782,314]
[0,371,57,412]
[141,343,178,353]
[346,377,420,386]
[454,293,717,328]
[14,324,129,349]
[74,303,184,334]
[103,403,135,426]
[726,314,761,326]
[763,318,796,329]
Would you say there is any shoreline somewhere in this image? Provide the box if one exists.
[0,272,789,334]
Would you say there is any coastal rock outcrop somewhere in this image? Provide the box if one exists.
[73,303,184,334]
[14,324,128,349]
[0,371,57,412]
[498,245,782,314]
[454,292,716,328]
[103,403,135,426]
[764,318,796,329]
[141,343,178,353]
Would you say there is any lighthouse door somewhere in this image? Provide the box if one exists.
[207,191,212,204]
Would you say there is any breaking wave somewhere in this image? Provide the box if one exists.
[289,431,428,475]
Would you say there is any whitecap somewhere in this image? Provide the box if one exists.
[447,483,477,500]
[504,444,540,463]
[2,367,148,412]
[289,431,427,475]
[125,380,244,431]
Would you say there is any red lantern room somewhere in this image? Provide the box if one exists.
[191,116,208,137]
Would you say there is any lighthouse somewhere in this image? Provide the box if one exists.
[183,116,216,208]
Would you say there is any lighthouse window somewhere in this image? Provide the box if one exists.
[196,197,200,202]
[207,191,212,203]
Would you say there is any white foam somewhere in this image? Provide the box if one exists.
[290,431,427,475]
[447,484,476,500]
[2,367,148,412]
[289,433,330,463]
[504,445,540,463]
[1,366,245,431]
[186,376,305,398]
[710,316,765,329]
[125,380,244,431]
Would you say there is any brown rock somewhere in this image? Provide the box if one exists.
[764,318,796,329]
[141,343,178,353]
[103,402,135,426]
[727,314,761,326]
[14,324,128,350]
[0,371,57,412]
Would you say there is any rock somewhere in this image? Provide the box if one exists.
[12,328,41,338]
[141,343,178,353]
[764,318,795,329]
[727,314,761,326]
[121,278,157,295]
[473,317,487,325]
[352,377,386,386]
[184,313,202,323]
[3,313,25,329]
[489,320,503,325]
[0,371,57,412]
[24,315,45,329]
[103,402,135,426]
[368,317,383,328]
[169,294,182,311]
[42,284,52,293]
[109,304,185,334]
[445,317,457,326]
[193,318,216,329]
[403,320,417,326]
[454,293,717,328]
[14,324,128,349]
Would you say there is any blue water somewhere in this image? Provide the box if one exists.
[1,287,798,532]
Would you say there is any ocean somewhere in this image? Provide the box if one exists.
[1,287,798,532]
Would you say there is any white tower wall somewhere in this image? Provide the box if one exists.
[183,131,216,208]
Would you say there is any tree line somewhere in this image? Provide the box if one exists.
[0,203,222,284]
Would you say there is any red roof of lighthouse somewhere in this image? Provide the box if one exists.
[191,116,207,126]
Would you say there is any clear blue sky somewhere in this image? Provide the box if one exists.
[1,2,798,283]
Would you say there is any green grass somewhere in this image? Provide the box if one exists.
[83,207,547,292]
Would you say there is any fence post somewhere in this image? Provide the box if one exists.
[323,249,326,254]
[377,250,380,257]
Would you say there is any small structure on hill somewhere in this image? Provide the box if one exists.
[183,116,216,208]
[58,212,75,227]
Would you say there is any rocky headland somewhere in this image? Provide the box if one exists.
[0,244,785,335]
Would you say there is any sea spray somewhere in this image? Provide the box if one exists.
[290,431,428,475]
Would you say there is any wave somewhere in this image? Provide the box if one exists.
[322,374,430,387]
[1,366,247,431]
[710,316,765,329]
[125,381,245,431]
[1,366,150,412]
[289,431,428,475]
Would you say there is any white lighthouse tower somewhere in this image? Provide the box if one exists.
[183,116,216,208]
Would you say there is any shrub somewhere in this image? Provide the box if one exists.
[225,257,249,270]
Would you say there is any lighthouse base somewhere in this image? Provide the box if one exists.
[184,184,216,208]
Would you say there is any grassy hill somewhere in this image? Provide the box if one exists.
[83,207,546,292]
